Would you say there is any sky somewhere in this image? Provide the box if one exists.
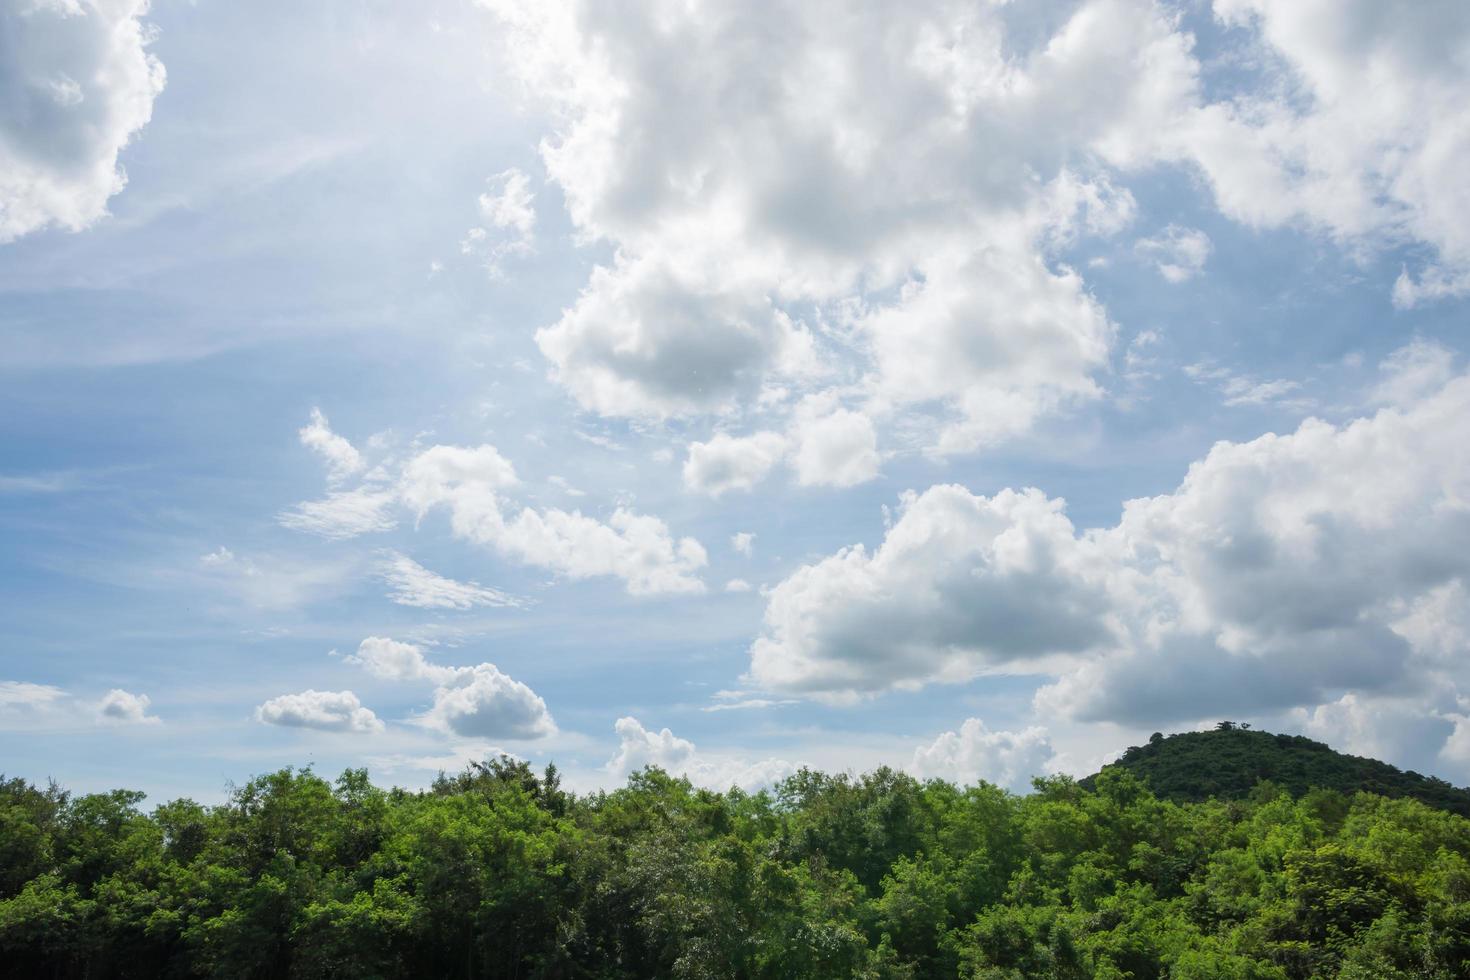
[2,0,1470,803]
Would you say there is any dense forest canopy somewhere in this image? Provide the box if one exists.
[4,731,1470,978]
[1086,724,1470,818]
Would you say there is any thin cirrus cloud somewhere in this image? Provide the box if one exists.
[376,550,523,610]
[278,410,708,596]
[1135,225,1212,283]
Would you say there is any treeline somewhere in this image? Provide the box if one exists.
[3,758,1470,978]
[1089,724,1470,818]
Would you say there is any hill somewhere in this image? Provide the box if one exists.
[1085,722,1470,816]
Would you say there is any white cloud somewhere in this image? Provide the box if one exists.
[0,0,166,242]
[97,688,159,725]
[682,431,787,496]
[481,0,1192,449]
[911,719,1056,793]
[406,442,707,594]
[346,637,556,741]
[1187,0,1470,305]
[749,484,1113,700]
[479,167,535,238]
[860,238,1116,456]
[347,636,458,684]
[0,681,77,733]
[606,716,796,793]
[280,413,708,596]
[256,690,384,734]
[463,167,537,274]
[755,346,1470,735]
[420,663,556,740]
[724,578,752,593]
[0,680,66,708]
[1184,362,1309,410]
[1135,225,1211,282]
[536,256,807,419]
[787,394,880,488]
[683,395,878,496]
[1370,337,1457,406]
[730,532,754,556]
[195,546,353,610]
[298,408,364,482]
[1293,693,1457,778]
[377,550,522,609]
[476,0,1470,489]
[277,487,398,539]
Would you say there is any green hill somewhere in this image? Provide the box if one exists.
[1086,722,1470,816]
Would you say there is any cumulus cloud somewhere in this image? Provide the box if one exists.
[1185,0,1470,305]
[256,690,383,734]
[911,719,1056,793]
[730,532,754,556]
[1135,225,1211,282]
[405,443,707,595]
[606,716,796,793]
[0,0,166,242]
[683,395,879,496]
[481,0,1193,450]
[280,411,707,595]
[97,688,159,725]
[347,636,458,684]
[749,485,1114,699]
[787,394,880,488]
[377,550,522,609]
[346,637,555,740]
[754,346,1470,743]
[682,432,787,496]
[475,0,1470,484]
[420,663,556,740]
[1293,693,1458,778]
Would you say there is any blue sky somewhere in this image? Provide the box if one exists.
[3,0,1470,801]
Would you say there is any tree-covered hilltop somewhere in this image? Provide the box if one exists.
[1084,723,1470,818]
[4,757,1470,979]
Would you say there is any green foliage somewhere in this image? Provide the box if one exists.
[1089,725,1470,817]
[4,735,1470,978]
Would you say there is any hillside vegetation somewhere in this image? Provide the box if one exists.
[4,741,1470,978]
[1086,724,1470,818]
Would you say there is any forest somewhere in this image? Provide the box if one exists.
[3,729,1470,979]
